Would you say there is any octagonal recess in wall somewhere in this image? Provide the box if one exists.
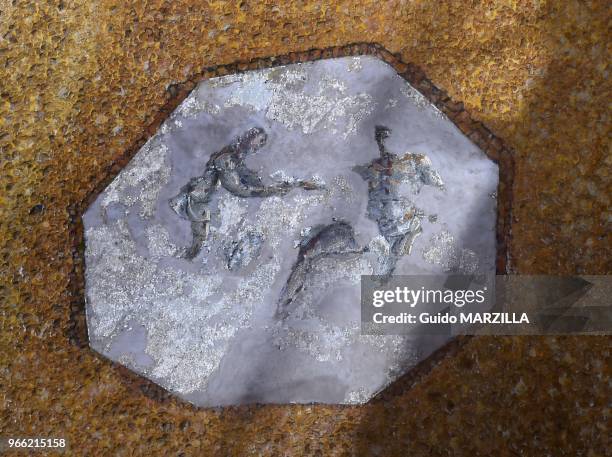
[82,55,499,407]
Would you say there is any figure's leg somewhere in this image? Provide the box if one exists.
[380,246,399,279]
[379,228,423,278]
[391,226,423,257]
[184,214,209,260]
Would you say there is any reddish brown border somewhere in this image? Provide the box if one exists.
[66,42,514,405]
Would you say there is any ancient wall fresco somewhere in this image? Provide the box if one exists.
[1,1,609,455]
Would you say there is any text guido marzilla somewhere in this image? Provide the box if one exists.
[373,312,530,324]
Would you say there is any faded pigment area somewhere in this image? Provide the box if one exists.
[83,56,498,407]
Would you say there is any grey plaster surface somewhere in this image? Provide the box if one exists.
[83,56,498,406]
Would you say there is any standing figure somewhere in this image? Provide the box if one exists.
[353,126,445,277]
[170,127,321,259]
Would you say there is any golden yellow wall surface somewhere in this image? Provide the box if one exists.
[1,1,609,455]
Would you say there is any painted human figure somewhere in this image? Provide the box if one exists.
[276,221,366,319]
[353,126,445,276]
[170,127,321,259]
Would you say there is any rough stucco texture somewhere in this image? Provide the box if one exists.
[0,1,610,456]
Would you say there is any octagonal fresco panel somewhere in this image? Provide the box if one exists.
[83,56,498,406]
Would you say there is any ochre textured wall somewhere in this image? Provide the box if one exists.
[1,1,609,455]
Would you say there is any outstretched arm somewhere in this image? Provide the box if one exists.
[220,166,320,198]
